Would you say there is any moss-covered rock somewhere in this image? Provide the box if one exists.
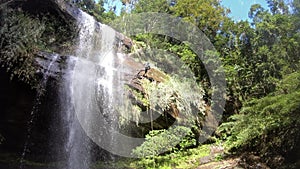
[119,61,206,138]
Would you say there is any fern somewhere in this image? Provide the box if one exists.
[218,71,300,154]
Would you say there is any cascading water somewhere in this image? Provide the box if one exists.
[60,10,125,169]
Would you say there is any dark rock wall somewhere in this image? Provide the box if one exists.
[0,68,62,162]
[0,68,35,153]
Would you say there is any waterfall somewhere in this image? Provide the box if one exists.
[60,10,125,169]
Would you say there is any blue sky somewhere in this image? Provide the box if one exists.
[221,0,269,21]
[102,0,270,21]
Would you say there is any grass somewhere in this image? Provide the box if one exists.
[93,144,212,169]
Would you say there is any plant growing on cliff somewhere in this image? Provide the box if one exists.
[0,9,45,85]
[141,75,206,120]
[0,6,77,86]
[119,67,206,127]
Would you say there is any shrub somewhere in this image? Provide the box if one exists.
[132,126,196,158]
[0,9,45,85]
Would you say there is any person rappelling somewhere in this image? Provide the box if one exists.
[144,62,151,76]
[134,62,151,79]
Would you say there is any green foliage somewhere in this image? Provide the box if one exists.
[119,104,143,126]
[122,1,300,166]
[70,0,96,10]
[171,0,229,40]
[71,0,117,24]
[141,144,210,169]
[129,32,212,95]
[40,13,77,52]
[218,72,300,155]
[119,66,206,127]
[276,71,300,94]
[94,145,211,169]
[267,0,289,15]
[132,126,196,158]
[0,9,45,85]
[141,77,205,119]
[0,6,77,86]
[132,0,171,13]
[118,0,300,167]
[217,1,300,102]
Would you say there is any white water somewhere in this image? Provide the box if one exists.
[60,10,125,169]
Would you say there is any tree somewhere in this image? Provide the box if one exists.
[70,0,116,23]
[172,0,229,41]
[132,0,171,13]
[267,0,289,15]
[71,0,95,10]
[218,71,300,167]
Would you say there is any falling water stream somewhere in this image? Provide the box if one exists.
[59,10,125,169]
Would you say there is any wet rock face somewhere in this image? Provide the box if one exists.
[0,66,64,161]
[0,69,36,152]
[35,52,77,79]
